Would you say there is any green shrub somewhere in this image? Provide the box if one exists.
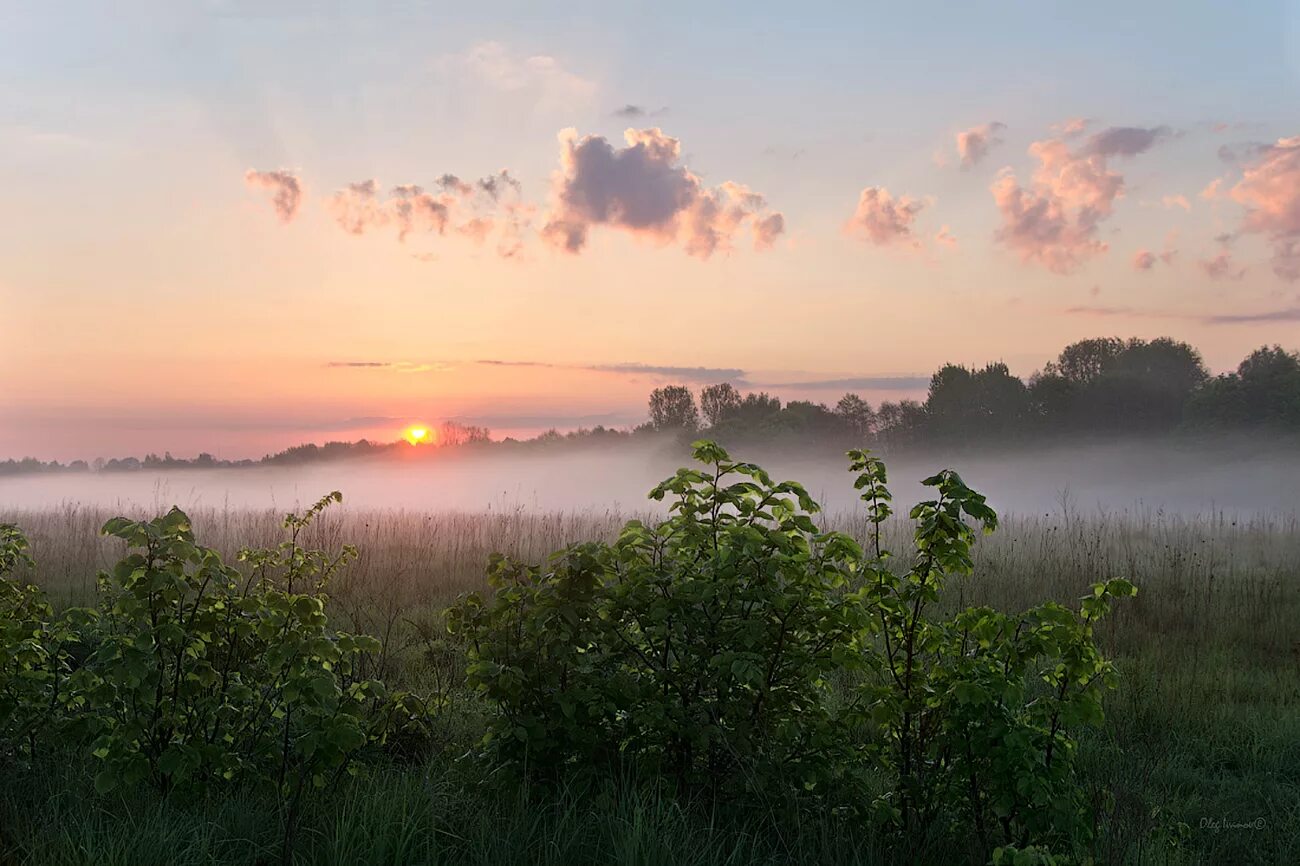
[0,524,52,762]
[453,442,1136,860]
[846,450,1136,860]
[0,495,428,862]
[449,441,868,797]
[78,494,422,805]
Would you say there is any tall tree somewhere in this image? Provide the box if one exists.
[700,383,742,427]
[1046,337,1125,385]
[925,362,1030,440]
[1091,338,1208,432]
[648,385,700,431]
[1187,345,1300,429]
[835,393,876,438]
[735,392,783,424]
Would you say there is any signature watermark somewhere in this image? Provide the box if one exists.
[1199,816,1266,833]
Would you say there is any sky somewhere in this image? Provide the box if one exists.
[2,0,1299,461]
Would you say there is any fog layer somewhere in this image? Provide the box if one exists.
[2,438,1298,519]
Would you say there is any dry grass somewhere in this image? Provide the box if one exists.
[11,500,1297,666]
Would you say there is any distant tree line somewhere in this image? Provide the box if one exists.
[0,422,491,477]
[639,338,1300,448]
[4,338,1297,476]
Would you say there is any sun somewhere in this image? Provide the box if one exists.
[403,425,432,445]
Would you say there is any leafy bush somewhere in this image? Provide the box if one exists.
[1,524,53,762]
[450,441,868,796]
[848,450,1136,859]
[0,495,427,860]
[78,494,421,804]
[452,442,1136,860]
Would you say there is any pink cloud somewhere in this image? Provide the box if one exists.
[244,169,303,223]
[955,122,1006,168]
[1052,117,1091,137]
[991,127,1167,274]
[457,217,493,243]
[843,186,927,248]
[329,180,387,235]
[935,225,957,248]
[1133,231,1179,272]
[752,212,785,250]
[389,184,453,240]
[1198,250,1247,280]
[1132,250,1156,271]
[1224,135,1300,280]
[1161,194,1191,210]
[328,170,530,255]
[541,127,784,259]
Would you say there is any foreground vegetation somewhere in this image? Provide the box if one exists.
[2,446,1296,865]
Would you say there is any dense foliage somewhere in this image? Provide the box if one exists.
[645,337,1299,447]
[449,442,867,798]
[0,495,424,860]
[450,442,1136,862]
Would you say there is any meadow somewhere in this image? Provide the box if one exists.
[1,476,1295,866]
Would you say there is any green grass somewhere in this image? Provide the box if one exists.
[2,504,1296,864]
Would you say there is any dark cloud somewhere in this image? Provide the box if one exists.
[541,127,784,258]
[477,360,552,367]
[612,105,667,119]
[755,376,930,391]
[588,363,745,382]
[1062,303,1300,325]
[476,169,522,200]
[477,359,746,383]
[326,360,448,373]
[447,411,642,429]
[1216,140,1272,165]
[1204,306,1300,324]
[1085,125,1171,158]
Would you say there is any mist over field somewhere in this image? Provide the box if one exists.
[4,436,1298,518]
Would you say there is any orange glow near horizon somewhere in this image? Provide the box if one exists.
[403,425,432,445]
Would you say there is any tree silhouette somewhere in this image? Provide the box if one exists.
[648,385,700,431]
[835,393,876,438]
[1187,345,1300,429]
[700,383,742,427]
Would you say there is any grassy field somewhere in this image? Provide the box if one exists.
[1,502,1296,864]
